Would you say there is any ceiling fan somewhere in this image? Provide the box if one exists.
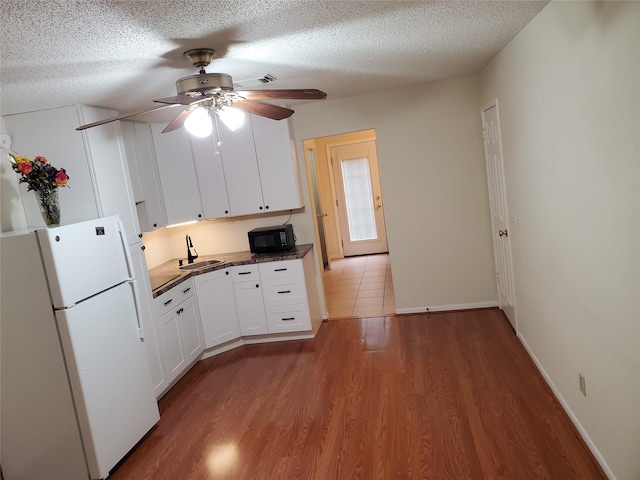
[76,48,327,134]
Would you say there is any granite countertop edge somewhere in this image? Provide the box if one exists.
[149,244,313,298]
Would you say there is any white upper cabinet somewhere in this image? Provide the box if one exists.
[120,121,145,203]
[206,115,303,218]
[190,133,231,219]
[150,124,204,226]
[120,122,168,232]
[4,105,141,244]
[251,115,303,212]
[215,116,265,216]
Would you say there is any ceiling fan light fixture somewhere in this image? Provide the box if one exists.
[184,107,213,137]
[216,105,245,132]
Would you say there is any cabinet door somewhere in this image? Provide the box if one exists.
[4,106,100,228]
[191,131,231,219]
[76,106,142,244]
[252,115,303,212]
[194,269,241,348]
[156,309,186,384]
[216,117,265,216]
[120,121,145,203]
[233,281,268,335]
[176,296,204,364]
[131,123,167,231]
[150,124,204,225]
[129,243,167,397]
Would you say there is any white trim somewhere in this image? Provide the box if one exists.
[200,338,246,360]
[518,334,615,480]
[395,301,498,314]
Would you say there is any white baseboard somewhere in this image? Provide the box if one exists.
[395,301,498,315]
[518,334,614,480]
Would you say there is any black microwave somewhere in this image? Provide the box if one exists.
[248,224,295,253]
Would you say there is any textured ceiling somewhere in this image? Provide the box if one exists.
[1,0,548,120]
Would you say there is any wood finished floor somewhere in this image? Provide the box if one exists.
[110,309,606,480]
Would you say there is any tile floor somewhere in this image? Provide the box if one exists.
[322,254,395,319]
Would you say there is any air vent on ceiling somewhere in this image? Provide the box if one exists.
[233,74,277,89]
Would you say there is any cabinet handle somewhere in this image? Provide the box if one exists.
[183,287,191,294]
[153,223,157,228]
[238,271,251,275]
[282,317,296,321]
[138,233,143,238]
[225,210,229,214]
[163,298,173,306]
[256,284,260,288]
[176,307,184,315]
[141,245,146,250]
[277,290,291,294]
[265,205,270,210]
[225,271,229,275]
[259,206,263,210]
[198,214,202,218]
[274,268,287,272]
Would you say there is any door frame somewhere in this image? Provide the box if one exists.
[324,136,379,258]
[328,140,388,257]
[481,98,518,332]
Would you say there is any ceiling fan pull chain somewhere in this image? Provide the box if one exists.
[213,117,222,157]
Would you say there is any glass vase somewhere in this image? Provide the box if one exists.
[35,189,61,226]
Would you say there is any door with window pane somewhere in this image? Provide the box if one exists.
[330,141,388,256]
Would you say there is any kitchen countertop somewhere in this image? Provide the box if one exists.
[148,244,313,298]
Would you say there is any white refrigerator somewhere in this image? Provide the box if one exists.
[1,215,160,480]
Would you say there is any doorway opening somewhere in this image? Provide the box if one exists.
[303,129,394,319]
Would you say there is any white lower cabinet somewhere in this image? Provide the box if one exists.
[264,304,311,334]
[130,243,168,397]
[152,279,204,386]
[230,265,268,336]
[259,260,312,333]
[194,268,241,348]
[156,306,186,381]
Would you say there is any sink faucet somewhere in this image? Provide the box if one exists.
[186,235,198,264]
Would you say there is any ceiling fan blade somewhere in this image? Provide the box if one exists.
[162,108,193,133]
[235,89,327,101]
[154,95,210,106]
[232,100,294,120]
[75,104,180,131]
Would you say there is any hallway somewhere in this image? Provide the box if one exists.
[322,254,395,318]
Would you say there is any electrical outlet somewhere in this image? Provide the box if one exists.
[579,373,587,397]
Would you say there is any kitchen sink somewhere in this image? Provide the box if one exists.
[178,259,225,271]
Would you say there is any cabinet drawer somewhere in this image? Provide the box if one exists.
[152,278,194,318]
[229,264,260,282]
[258,259,304,280]
[262,277,307,306]
[265,305,311,333]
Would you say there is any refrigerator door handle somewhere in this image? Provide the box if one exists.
[118,220,144,340]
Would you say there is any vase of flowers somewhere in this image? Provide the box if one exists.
[9,153,70,226]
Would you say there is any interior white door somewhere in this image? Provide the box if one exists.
[330,141,388,256]
[482,101,517,329]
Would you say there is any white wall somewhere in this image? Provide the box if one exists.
[479,1,640,478]
[291,76,497,311]
[0,117,28,232]
[141,210,313,269]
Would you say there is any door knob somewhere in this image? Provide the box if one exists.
[498,229,508,237]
